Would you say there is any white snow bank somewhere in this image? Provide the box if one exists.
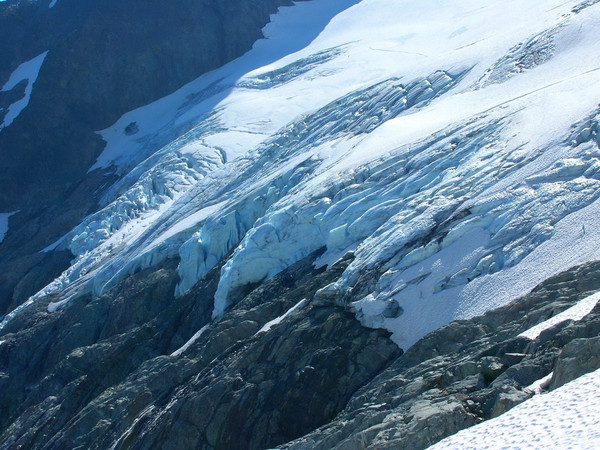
[170,324,209,357]
[256,298,309,334]
[519,291,600,340]
[0,211,17,244]
[1,52,48,128]
[429,368,600,449]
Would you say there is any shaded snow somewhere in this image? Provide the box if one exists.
[430,368,600,449]
[1,52,48,129]
[519,291,600,340]
[0,212,17,244]
[40,232,69,253]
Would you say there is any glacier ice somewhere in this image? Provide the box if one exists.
[4,0,600,351]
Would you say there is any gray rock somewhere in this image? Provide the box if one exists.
[282,260,600,449]
[550,336,600,390]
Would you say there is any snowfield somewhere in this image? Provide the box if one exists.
[2,0,600,364]
[429,367,600,449]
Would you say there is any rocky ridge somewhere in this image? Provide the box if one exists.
[283,261,600,449]
[1,251,600,448]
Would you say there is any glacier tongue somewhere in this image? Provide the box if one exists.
[5,0,600,350]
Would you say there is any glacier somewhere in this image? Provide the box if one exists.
[3,0,600,355]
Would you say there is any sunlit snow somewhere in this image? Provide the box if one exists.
[429,368,600,449]
[170,324,209,357]
[519,291,600,340]
[256,298,309,334]
[2,0,600,362]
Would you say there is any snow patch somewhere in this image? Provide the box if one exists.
[0,212,16,244]
[170,325,209,357]
[519,291,600,340]
[526,372,554,395]
[257,298,309,334]
[1,52,48,129]
[40,232,69,253]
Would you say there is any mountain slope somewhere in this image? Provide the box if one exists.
[0,0,308,319]
[1,0,600,448]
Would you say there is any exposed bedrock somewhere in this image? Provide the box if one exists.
[2,246,600,448]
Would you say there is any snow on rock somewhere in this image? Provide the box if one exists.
[526,372,554,395]
[0,212,17,244]
[257,298,309,334]
[170,325,209,357]
[0,51,48,129]
[5,0,600,350]
[519,292,600,340]
[429,368,600,449]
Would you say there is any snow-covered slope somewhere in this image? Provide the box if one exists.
[3,0,600,356]
[430,367,600,449]
[0,212,16,244]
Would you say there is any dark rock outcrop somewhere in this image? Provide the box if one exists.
[0,0,299,210]
[0,250,399,449]
[2,245,600,449]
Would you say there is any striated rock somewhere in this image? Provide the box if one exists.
[3,240,600,450]
[0,249,399,449]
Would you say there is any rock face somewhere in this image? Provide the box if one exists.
[0,0,300,317]
[1,249,600,449]
[0,0,297,210]
[0,250,399,449]
[282,261,600,449]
